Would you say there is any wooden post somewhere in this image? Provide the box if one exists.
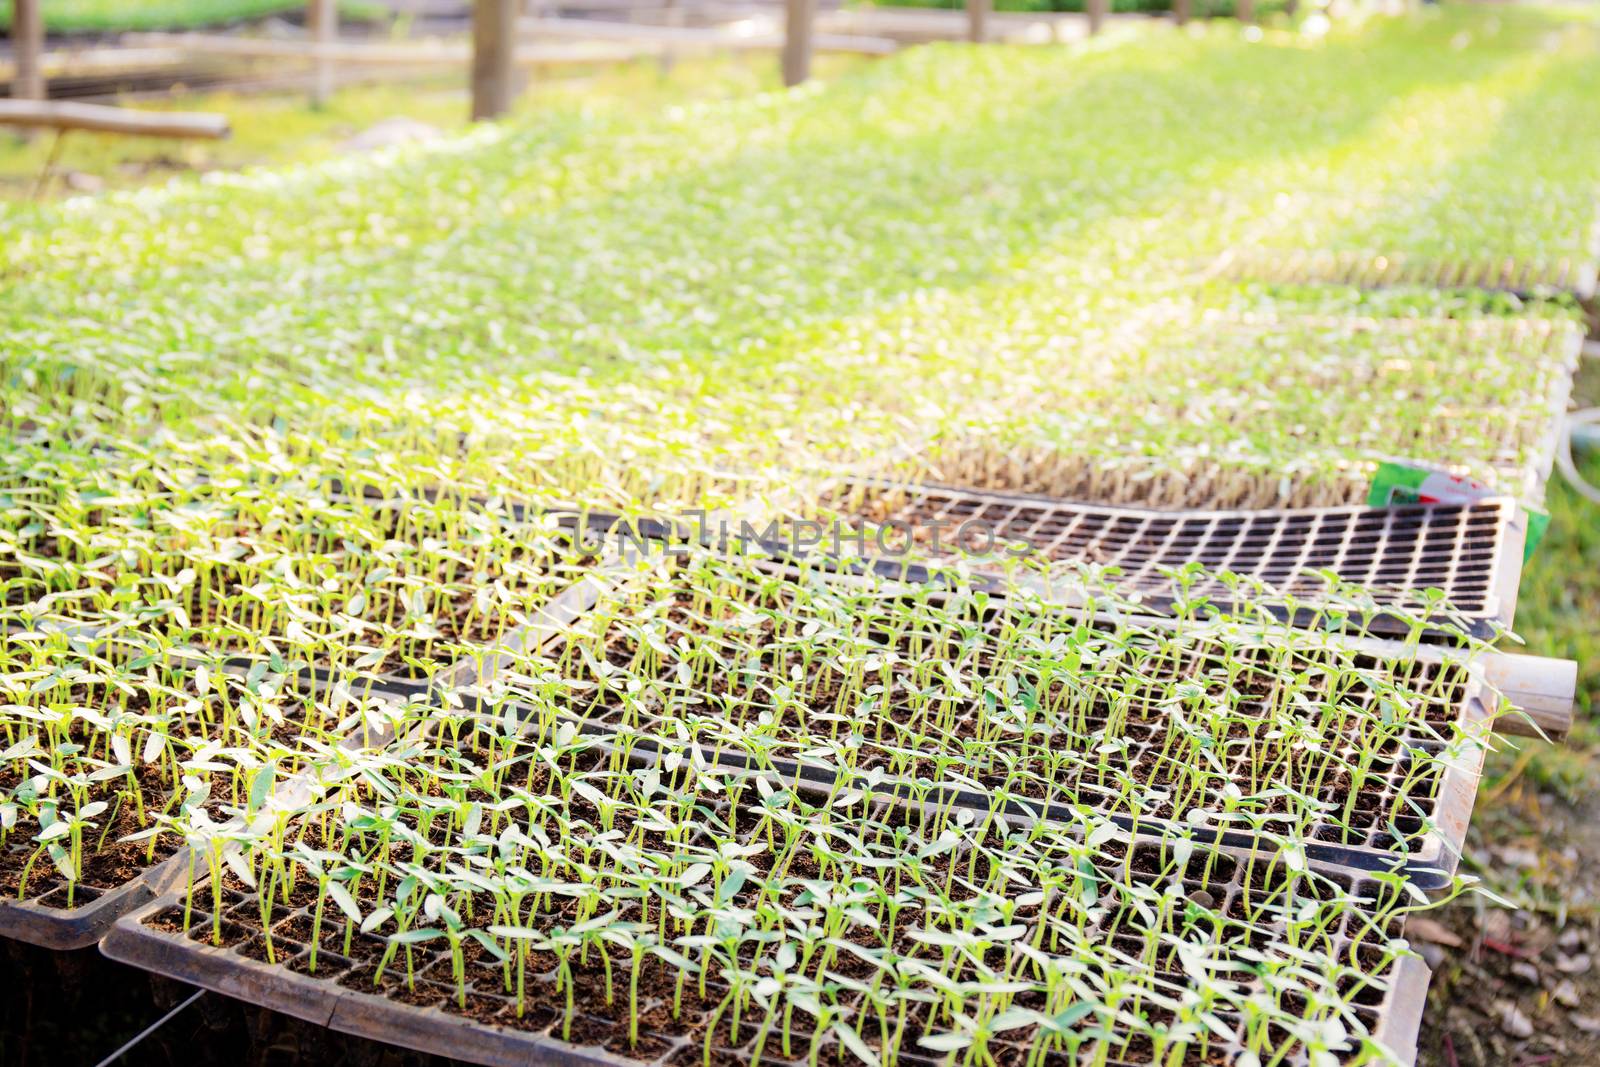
[967,0,990,43]
[11,0,45,102]
[308,0,337,107]
[1236,0,1255,23]
[660,0,682,74]
[1172,0,1191,26]
[782,0,814,88]
[471,0,517,121]
[1087,0,1108,37]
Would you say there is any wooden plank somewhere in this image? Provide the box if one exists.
[518,15,777,39]
[121,32,651,66]
[819,7,1079,44]
[11,0,44,101]
[518,17,895,54]
[309,0,338,107]
[0,98,230,139]
[472,0,518,120]
[0,47,196,82]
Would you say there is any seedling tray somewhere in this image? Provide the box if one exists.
[490,682,1485,894]
[102,834,1434,1067]
[888,317,1583,511]
[459,559,1507,892]
[102,887,668,1067]
[813,478,1529,641]
[0,844,190,951]
[0,652,437,951]
[1205,247,1599,300]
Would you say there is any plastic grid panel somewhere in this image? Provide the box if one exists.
[824,480,1519,636]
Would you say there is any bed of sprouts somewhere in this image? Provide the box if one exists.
[0,633,345,910]
[0,466,601,910]
[904,314,1582,511]
[0,458,599,685]
[138,702,1456,1067]
[2,5,1594,1062]
[495,550,1495,864]
[2,12,1597,524]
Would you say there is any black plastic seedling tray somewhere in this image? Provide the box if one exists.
[485,683,1481,895]
[0,654,438,951]
[0,846,190,951]
[101,837,1435,1067]
[450,562,1512,894]
[814,479,1530,641]
[103,896,658,1067]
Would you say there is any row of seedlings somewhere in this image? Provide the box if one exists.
[493,550,1503,883]
[903,315,1583,511]
[0,464,606,946]
[0,628,411,948]
[107,659,1458,1066]
[1200,247,1600,301]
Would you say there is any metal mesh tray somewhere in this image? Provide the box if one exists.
[101,822,1435,1067]
[809,479,1528,641]
[1204,248,1599,300]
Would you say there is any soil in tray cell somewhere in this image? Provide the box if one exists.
[0,754,183,906]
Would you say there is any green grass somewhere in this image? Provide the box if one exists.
[0,0,385,34]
